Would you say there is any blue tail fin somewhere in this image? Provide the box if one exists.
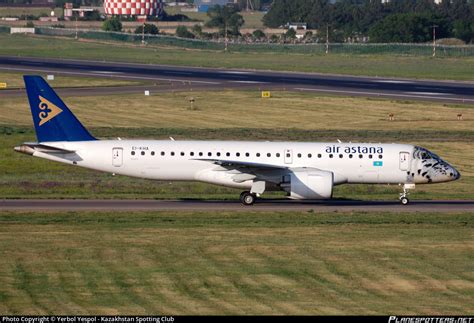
[24,75,96,142]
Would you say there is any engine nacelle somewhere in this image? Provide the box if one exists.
[289,169,334,200]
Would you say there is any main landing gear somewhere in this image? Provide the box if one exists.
[240,191,256,206]
[399,183,415,205]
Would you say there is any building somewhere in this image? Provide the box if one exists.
[286,22,307,31]
[104,0,164,16]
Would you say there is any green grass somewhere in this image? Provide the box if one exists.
[1,90,472,200]
[0,211,472,314]
[2,90,472,131]
[0,7,62,18]
[1,34,473,80]
[0,71,143,89]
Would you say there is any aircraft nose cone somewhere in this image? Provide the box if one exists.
[448,165,461,180]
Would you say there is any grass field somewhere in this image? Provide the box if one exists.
[0,7,63,18]
[0,71,142,89]
[164,7,265,29]
[1,90,472,200]
[0,211,472,315]
[1,34,473,80]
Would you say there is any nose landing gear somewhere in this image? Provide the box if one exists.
[399,183,415,205]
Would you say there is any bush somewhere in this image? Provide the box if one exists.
[102,17,122,32]
[285,28,296,39]
[252,29,266,39]
[176,26,195,39]
[25,21,34,28]
[134,23,159,35]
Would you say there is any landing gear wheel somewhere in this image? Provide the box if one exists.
[240,192,256,206]
[400,197,409,205]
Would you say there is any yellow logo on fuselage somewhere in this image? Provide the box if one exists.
[38,96,63,126]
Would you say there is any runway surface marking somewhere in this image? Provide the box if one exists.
[1,199,473,212]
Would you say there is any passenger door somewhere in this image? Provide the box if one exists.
[399,151,411,171]
[112,147,123,167]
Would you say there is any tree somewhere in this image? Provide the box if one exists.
[252,29,266,39]
[134,23,159,35]
[453,19,474,43]
[192,24,203,37]
[176,26,195,39]
[206,5,245,36]
[285,28,297,40]
[102,17,122,32]
[369,13,446,43]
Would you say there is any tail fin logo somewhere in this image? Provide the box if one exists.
[38,95,63,126]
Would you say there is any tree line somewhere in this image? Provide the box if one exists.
[263,0,474,43]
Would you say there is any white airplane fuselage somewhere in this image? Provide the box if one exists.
[17,140,460,196]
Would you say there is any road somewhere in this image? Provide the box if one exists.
[1,199,473,212]
[1,56,473,103]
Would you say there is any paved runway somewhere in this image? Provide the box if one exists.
[1,199,473,212]
[1,56,473,103]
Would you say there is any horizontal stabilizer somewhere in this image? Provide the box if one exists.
[14,143,76,155]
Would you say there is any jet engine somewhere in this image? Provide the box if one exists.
[285,169,334,199]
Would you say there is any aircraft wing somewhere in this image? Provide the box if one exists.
[193,158,288,170]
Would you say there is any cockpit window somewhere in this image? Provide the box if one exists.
[414,146,441,161]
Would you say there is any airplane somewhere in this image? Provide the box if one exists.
[15,76,461,205]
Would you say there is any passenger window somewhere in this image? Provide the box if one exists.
[317,154,322,158]
[171,152,175,156]
[339,154,343,158]
[286,153,290,158]
[226,152,230,157]
[236,152,240,157]
[216,152,221,157]
[131,151,135,156]
[379,155,383,159]
[368,154,372,159]
[297,153,302,158]
[180,152,185,156]
[349,154,353,158]
[199,152,203,156]
[359,154,363,159]
[208,152,212,157]
[141,151,145,156]
[190,152,195,156]
[151,151,155,156]
[329,154,333,158]
[246,152,250,157]
[267,153,271,157]
[308,153,312,158]
[276,153,280,158]
[161,151,165,156]
[256,153,261,157]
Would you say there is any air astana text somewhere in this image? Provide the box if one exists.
[325,145,384,154]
